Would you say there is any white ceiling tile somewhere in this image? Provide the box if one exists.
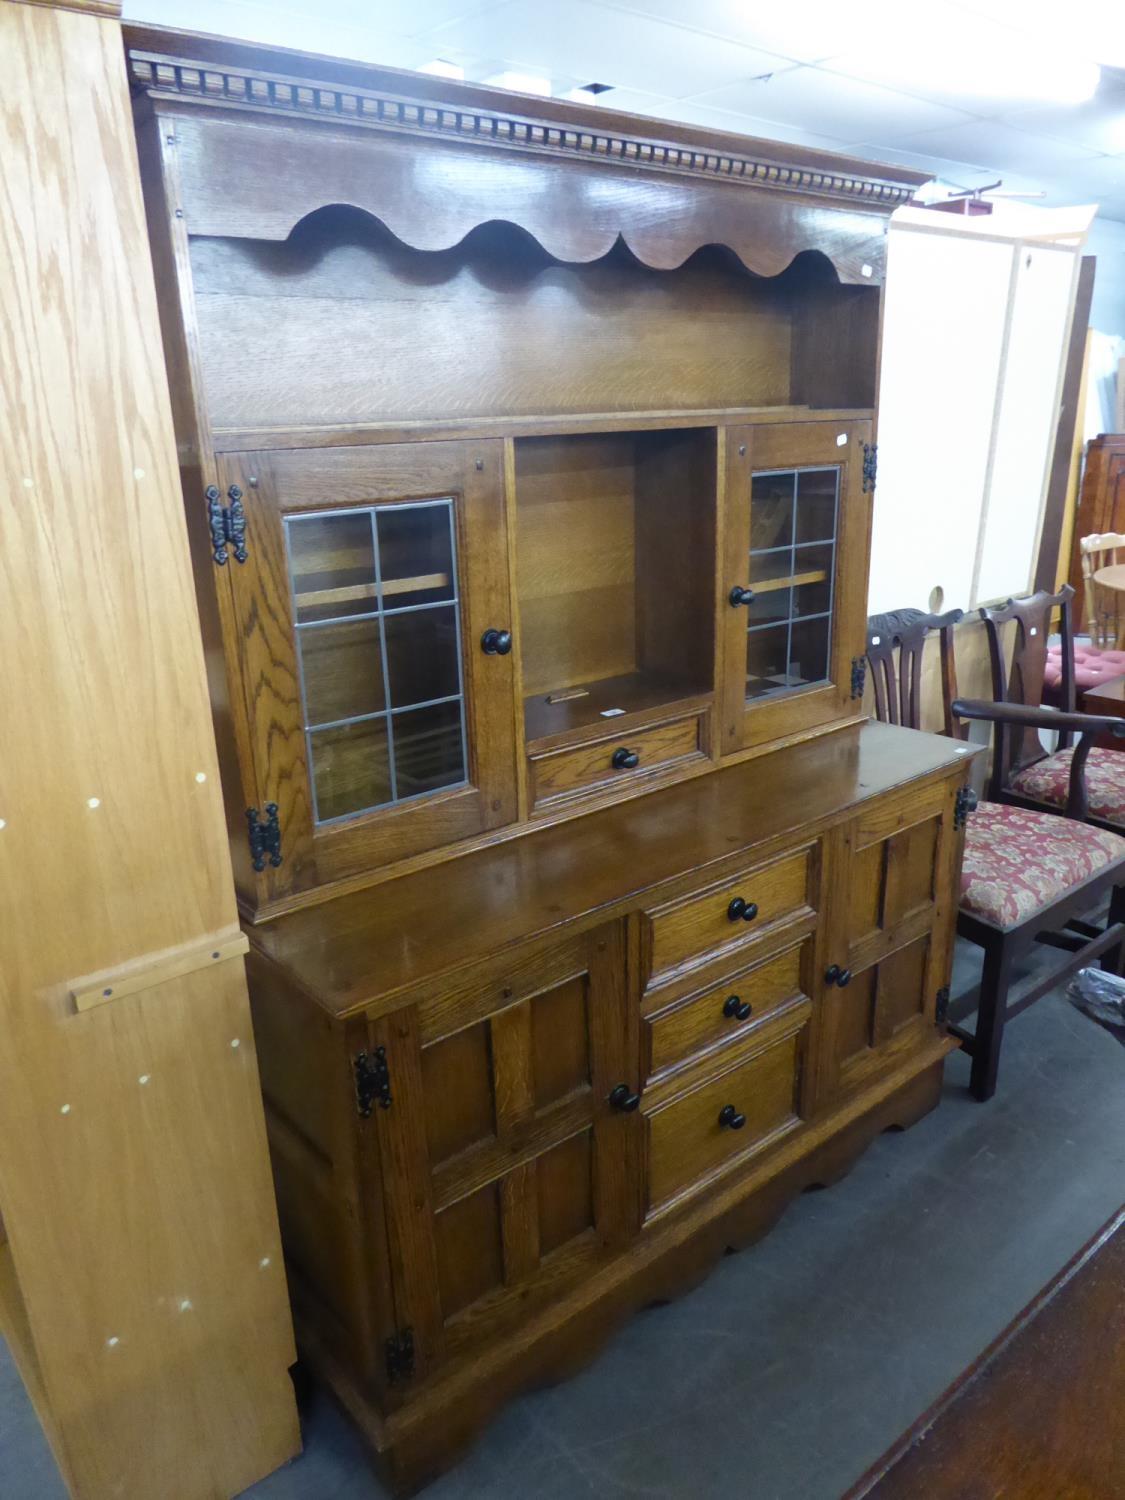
[1000,85,1125,155]
[882,120,1105,178]
[688,66,973,142]
[604,0,898,66]
[598,88,847,151]
[423,1,798,97]
[123,0,439,65]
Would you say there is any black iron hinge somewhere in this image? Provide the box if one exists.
[935,985,951,1026]
[954,785,979,830]
[207,484,248,565]
[850,657,867,699]
[246,802,282,871]
[384,1327,414,1385]
[862,443,878,493]
[354,1046,392,1118]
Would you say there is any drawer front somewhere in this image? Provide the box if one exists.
[645,939,809,1080]
[646,1016,806,1212]
[530,714,703,806]
[643,845,815,986]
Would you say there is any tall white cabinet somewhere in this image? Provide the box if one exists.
[869,204,1093,616]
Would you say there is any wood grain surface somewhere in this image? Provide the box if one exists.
[0,4,298,1495]
[846,1207,1125,1499]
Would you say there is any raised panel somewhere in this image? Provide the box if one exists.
[435,1184,504,1320]
[421,1022,495,1166]
[882,818,938,928]
[832,965,876,1068]
[537,1130,595,1257]
[874,937,930,1044]
[531,976,591,1109]
[848,841,884,943]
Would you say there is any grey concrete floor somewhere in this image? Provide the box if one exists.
[3,940,1123,1500]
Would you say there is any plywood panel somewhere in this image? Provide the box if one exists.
[0,4,299,1496]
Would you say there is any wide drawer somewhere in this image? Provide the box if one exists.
[645,1013,807,1212]
[645,938,810,1080]
[530,713,704,806]
[642,844,815,987]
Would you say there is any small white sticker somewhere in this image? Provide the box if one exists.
[600,708,626,717]
[836,433,848,447]
[871,635,881,646]
[1030,627,1038,637]
[861,263,873,278]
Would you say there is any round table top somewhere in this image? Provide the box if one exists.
[1093,563,1125,592]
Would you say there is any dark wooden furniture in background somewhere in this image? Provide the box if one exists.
[1070,433,1125,624]
[867,610,1125,1100]
[127,25,975,1492]
[845,1206,1125,1499]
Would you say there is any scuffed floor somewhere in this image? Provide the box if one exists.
[3,940,1123,1500]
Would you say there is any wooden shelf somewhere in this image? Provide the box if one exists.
[752,569,828,595]
[524,672,710,750]
[294,573,449,610]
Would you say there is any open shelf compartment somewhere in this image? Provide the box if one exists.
[515,429,716,750]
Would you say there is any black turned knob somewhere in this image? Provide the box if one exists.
[608,1083,641,1113]
[718,1104,747,1130]
[727,897,759,923]
[729,585,756,608]
[611,747,640,770]
[836,968,853,988]
[480,628,512,655]
[723,994,752,1022]
[825,964,840,985]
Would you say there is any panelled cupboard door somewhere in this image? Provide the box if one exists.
[216,441,518,898]
[719,419,873,755]
[363,925,640,1382]
[816,779,960,1104]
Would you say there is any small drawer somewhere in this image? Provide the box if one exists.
[530,714,703,806]
[646,1015,806,1212]
[645,939,809,1080]
[642,845,815,987]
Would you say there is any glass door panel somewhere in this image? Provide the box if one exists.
[720,420,872,756]
[287,500,468,826]
[745,467,839,702]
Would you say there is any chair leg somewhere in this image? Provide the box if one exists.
[1102,884,1125,976]
[970,938,1013,1102]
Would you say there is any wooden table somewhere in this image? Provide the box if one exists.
[1083,673,1125,718]
[844,1207,1125,1498]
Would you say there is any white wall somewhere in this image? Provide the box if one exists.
[1087,218,1125,340]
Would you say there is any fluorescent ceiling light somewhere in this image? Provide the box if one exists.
[484,70,552,97]
[952,0,1125,70]
[420,59,464,81]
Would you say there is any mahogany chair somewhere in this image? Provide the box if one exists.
[866,608,1125,1101]
[955,586,1125,831]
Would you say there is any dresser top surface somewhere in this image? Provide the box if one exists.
[249,721,974,1018]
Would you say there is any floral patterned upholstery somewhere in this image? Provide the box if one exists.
[961,800,1125,929]
[1009,747,1125,824]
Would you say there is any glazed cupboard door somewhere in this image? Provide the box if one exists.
[816,778,961,1105]
[360,925,640,1382]
[216,441,519,900]
[719,418,873,754]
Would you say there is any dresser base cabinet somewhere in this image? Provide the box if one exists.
[246,723,969,1495]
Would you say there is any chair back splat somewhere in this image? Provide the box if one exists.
[980,586,1076,798]
[866,607,965,737]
